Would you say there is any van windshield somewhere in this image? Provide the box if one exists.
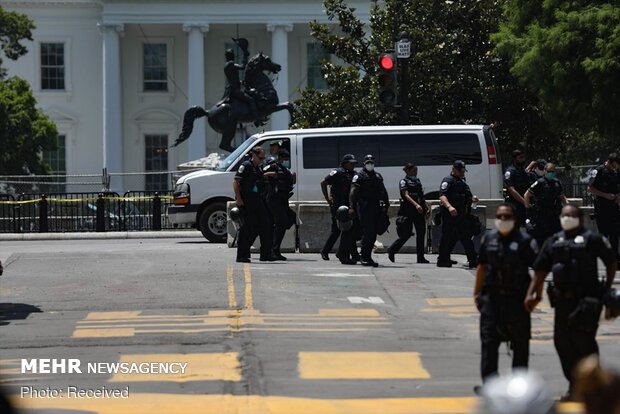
[216,136,258,171]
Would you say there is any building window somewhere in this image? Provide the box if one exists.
[307,43,329,90]
[41,43,65,90]
[145,134,168,191]
[143,43,168,92]
[41,134,66,192]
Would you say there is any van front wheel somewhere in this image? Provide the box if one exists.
[199,202,228,243]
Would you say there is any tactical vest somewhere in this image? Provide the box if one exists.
[356,170,386,201]
[399,176,424,215]
[328,167,355,206]
[483,231,531,295]
[549,230,603,298]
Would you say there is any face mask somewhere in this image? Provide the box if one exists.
[365,163,375,172]
[408,175,417,180]
[494,219,515,235]
[535,168,545,177]
[282,160,290,169]
[545,172,554,180]
[560,216,580,231]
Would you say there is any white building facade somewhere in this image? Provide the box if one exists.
[1,0,370,191]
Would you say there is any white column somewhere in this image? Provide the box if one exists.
[183,23,209,161]
[267,23,293,131]
[99,23,124,192]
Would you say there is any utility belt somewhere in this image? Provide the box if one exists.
[546,283,602,331]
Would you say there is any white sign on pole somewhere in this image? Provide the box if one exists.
[396,39,411,59]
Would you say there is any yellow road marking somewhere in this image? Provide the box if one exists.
[108,353,240,383]
[9,393,586,414]
[85,311,142,320]
[73,328,136,338]
[227,264,237,309]
[298,352,431,379]
[243,263,253,310]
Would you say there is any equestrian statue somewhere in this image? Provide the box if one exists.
[173,38,296,153]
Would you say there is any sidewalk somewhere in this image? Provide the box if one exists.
[0,230,203,241]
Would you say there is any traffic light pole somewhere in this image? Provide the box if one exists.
[399,57,409,125]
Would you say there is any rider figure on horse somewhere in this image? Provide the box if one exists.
[222,47,260,121]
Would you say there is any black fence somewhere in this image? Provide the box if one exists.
[0,191,179,233]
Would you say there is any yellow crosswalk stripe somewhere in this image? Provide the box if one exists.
[298,352,431,379]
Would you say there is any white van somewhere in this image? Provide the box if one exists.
[168,125,503,241]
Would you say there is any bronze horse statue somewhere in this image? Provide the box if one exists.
[173,52,296,152]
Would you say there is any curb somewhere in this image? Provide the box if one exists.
[0,231,203,241]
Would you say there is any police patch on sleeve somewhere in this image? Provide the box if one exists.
[352,174,359,183]
[591,169,598,178]
[238,165,245,174]
[399,179,407,189]
[530,181,538,189]
[441,181,448,190]
[530,238,539,254]
[329,170,337,176]
[602,236,612,249]
[504,171,511,180]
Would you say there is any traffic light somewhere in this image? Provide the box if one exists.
[377,52,398,106]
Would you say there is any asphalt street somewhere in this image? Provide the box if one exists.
[1,237,619,413]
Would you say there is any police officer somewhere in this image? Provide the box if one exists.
[587,153,619,265]
[264,149,296,260]
[474,204,539,387]
[388,163,430,263]
[233,146,276,263]
[350,154,389,267]
[504,150,533,227]
[525,205,617,401]
[320,154,360,263]
[524,162,568,247]
[437,160,478,268]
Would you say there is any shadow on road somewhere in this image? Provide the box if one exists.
[0,303,42,326]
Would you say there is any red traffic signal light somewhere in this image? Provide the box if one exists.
[377,52,398,106]
[379,54,395,71]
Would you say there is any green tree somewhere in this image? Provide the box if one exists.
[0,5,57,176]
[492,0,620,149]
[292,0,559,163]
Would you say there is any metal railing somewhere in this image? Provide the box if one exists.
[0,191,185,233]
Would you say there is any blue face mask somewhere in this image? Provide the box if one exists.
[546,172,554,180]
[408,175,417,180]
[282,160,291,169]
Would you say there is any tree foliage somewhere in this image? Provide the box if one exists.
[292,0,614,164]
[493,0,620,142]
[0,6,57,176]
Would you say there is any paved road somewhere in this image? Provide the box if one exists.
[1,238,618,413]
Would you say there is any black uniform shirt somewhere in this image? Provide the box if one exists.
[399,176,425,214]
[589,164,619,208]
[264,162,294,198]
[528,177,564,214]
[439,174,472,214]
[478,229,538,295]
[235,160,261,200]
[324,167,356,207]
[352,169,389,203]
[504,164,533,199]
[533,229,615,297]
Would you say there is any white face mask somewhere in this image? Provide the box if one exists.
[494,219,515,235]
[560,216,580,231]
[535,168,545,177]
[365,163,375,172]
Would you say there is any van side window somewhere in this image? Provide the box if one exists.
[302,133,482,169]
[302,136,339,168]
[381,133,482,166]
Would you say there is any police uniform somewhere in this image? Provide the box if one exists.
[527,177,564,246]
[504,164,533,227]
[438,174,477,266]
[234,160,273,261]
[589,164,619,262]
[533,229,616,395]
[477,229,539,382]
[352,164,389,265]
[388,175,428,262]
[321,165,359,262]
[265,159,294,259]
